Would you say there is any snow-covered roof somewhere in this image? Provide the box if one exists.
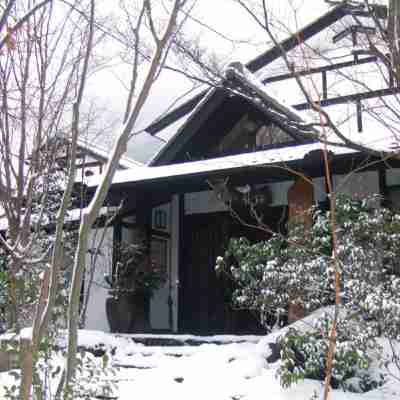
[126,131,166,165]
[0,206,117,233]
[77,137,141,169]
[87,143,356,189]
[225,63,318,140]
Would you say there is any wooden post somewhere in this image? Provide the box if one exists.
[287,176,314,229]
[287,176,314,323]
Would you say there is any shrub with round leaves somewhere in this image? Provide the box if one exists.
[224,194,400,391]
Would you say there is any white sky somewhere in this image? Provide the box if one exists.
[86,0,338,135]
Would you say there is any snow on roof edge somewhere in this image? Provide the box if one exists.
[88,143,357,189]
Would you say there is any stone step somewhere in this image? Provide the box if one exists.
[77,333,263,358]
[125,334,263,347]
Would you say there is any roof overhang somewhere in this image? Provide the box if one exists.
[87,143,400,211]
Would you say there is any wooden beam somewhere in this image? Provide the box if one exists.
[349,4,387,19]
[247,5,348,72]
[294,87,400,110]
[332,25,376,44]
[263,55,379,84]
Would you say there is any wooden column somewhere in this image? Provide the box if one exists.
[287,176,314,323]
[288,176,314,228]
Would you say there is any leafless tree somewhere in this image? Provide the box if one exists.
[0,0,193,398]
[61,0,192,396]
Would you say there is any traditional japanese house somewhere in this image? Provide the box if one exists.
[83,2,400,334]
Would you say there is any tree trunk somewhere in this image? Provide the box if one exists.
[389,0,400,82]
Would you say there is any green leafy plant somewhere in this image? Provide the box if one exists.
[105,241,166,297]
[279,313,382,391]
[223,194,400,391]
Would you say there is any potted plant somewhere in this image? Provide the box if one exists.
[104,240,166,333]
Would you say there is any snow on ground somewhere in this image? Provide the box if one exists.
[1,328,400,400]
[111,335,400,400]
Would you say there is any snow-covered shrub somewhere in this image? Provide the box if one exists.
[224,194,400,390]
[71,351,118,399]
[279,312,383,391]
[225,207,335,324]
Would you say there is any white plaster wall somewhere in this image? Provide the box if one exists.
[184,180,325,214]
[185,190,228,214]
[269,181,292,206]
[313,177,327,203]
[386,168,400,187]
[333,171,380,199]
[84,227,113,332]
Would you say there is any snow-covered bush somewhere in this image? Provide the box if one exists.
[279,312,383,391]
[224,207,335,324]
[224,194,400,390]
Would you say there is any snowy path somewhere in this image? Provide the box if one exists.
[78,331,400,400]
[111,336,400,400]
[1,330,400,399]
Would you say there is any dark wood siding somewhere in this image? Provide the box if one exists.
[180,213,229,333]
[180,208,287,334]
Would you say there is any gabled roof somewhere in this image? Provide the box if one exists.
[146,3,352,165]
[147,3,353,134]
[146,2,391,166]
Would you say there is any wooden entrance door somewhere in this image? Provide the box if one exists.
[180,206,288,334]
[180,213,229,333]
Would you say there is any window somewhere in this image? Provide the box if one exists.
[151,236,169,285]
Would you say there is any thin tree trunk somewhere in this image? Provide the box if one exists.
[18,1,93,398]
[63,2,184,395]
[321,136,341,400]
